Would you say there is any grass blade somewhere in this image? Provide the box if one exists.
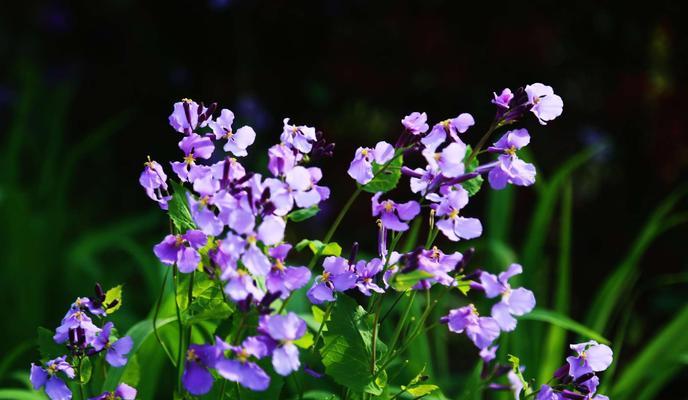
[520,309,609,344]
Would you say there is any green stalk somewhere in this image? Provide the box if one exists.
[311,302,334,354]
[370,298,383,374]
[383,291,416,365]
[153,268,176,366]
[466,121,499,164]
[172,267,184,395]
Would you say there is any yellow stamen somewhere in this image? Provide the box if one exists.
[505,146,517,156]
[449,209,459,219]
[383,201,394,212]
[184,153,195,165]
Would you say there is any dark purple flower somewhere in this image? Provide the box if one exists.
[139,158,170,210]
[216,337,271,391]
[307,256,358,304]
[347,141,394,185]
[525,83,563,125]
[30,356,74,400]
[566,341,613,380]
[535,384,563,400]
[89,383,137,400]
[170,133,215,181]
[266,245,311,299]
[371,193,420,232]
[480,264,535,331]
[434,188,482,241]
[153,229,207,273]
[354,259,385,296]
[92,322,133,367]
[401,112,429,135]
[54,309,100,344]
[281,118,317,154]
[442,305,500,349]
[182,337,230,395]
[263,313,307,376]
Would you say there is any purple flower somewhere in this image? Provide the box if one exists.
[486,128,535,191]
[436,114,475,142]
[525,83,563,125]
[492,88,514,109]
[209,109,256,156]
[371,193,420,232]
[404,247,463,288]
[354,258,385,296]
[89,383,137,400]
[268,143,298,176]
[182,338,230,395]
[434,188,482,241]
[223,269,265,302]
[92,322,133,367]
[535,384,563,400]
[281,118,317,154]
[169,99,209,134]
[266,245,311,299]
[263,313,307,376]
[307,256,358,304]
[139,158,170,210]
[170,133,215,181]
[507,369,524,399]
[347,141,394,185]
[566,341,613,380]
[480,264,536,331]
[53,309,100,344]
[442,304,500,349]
[421,141,467,178]
[30,357,74,400]
[153,229,207,273]
[187,192,224,236]
[284,166,328,208]
[480,345,498,363]
[401,112,429,135]
[216,337,271,391]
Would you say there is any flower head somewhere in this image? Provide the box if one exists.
[153,229,207,273]
[354,258,385,296]
[92,322,133,367]
[266,244,311,299]
[401,112,429,135]
[525,83,563,125]
[216,337,271,391]
[263,313,307,376]
[347,141,394,185]
[434,187,482,241]
[442,305,500,349]
[182,337,230,395]
[487,129,536,190]
[139,158,170,210]
[30,356,74,400]
[281,118,317,154]
[480,263,536,331]
[90,383,137,400]
[566,341,613,380]
[307,256,358,304]
[371,193,420,232]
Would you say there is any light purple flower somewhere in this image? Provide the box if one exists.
[480,346,498,363]
[187,193,224,236]
[139,158,170,210]
[422,141,467,178]
[307,256,358,304]
[354,258,385,296]
[371,193,420,232]
[507,369,524,400]
[90,383,137,400]
[223,269,265,302]
[263,313,307,376]
[209,109,256,156]
[284,166,327,208]
[268,143,298,176]
[171,133,215,181]
[153,229,207,273]
[216,337,271,391]
[566,341,613,380]
[169,99,209,134]
[436,114,475,142]
[92,322,133,367]
[182,338,229,395]
[53,309,100,344]
[535,384,563,400]
[347,141,395,185]
[492,88,514,109]
[480,263,535,331]
[486,128,536,190]
[281,118,317,154]
[31,357,75,400]
[434,188,482,241]
[266,245,311,299]
[401,112,429,135]
[525,83,563,125]
[442,304,500,349]
[405,247,463,289]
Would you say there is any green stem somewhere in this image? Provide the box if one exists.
[153,268,176,367]
[370,298,383,374]
[311,302,334,354]
[466,121,499,164]
[77,357,86,400]
[383,291,416,365]
[173,267,184,395]
[219,380,226,399]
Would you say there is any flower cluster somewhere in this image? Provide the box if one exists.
[30,284,135,400]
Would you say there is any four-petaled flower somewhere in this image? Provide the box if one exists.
[480,263,536,331]
[566,340,613,380]
[347,141,394,185]
[153,229,207,273]
[442,305,500,349]
[487,128,536,190]
[307,256,358,304]
[434,187,483,242]
[92,322,134,367]
[401,111,429,135]
[371,193,420,232]
[30,356,75,400]
[90,383,137,400]
[263,313,307,376]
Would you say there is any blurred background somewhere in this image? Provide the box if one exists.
[1,1,687,399]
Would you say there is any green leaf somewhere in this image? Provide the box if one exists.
[177,274,233,324]
[104,285,123,315]
[312,305,326,324]
[389,270,434,291]
[295,239,342,257]
[37,327,65,361]
[79,357,92,384]
[407,384,439,397]
[287,205,320,222]
[507,354,530,394]
[362,152,403,194]
[168,181,196,233]
[294,331,314,349]
[0,389,46,400]
[320,296,386,395]
[120,354,140,386]
[462,145,483,197]
[520,309,609,344]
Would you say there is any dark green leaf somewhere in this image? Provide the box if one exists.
[37,327,65,361]
[287,205,320,222]
[176,274,233,324]
[362,153,403,194]
[168,181,196,233]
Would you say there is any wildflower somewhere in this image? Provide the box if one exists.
[307,256,358,304]
[209,109,256,156]
[371,193,420,232]
[354,258,385,296]
[492,88,514,109]
[90,383,137,400]
[30,356,74,400]
[139,158,170,209]
[487,128,536,190]
[401,111,429,135]
[266,244,311,299]
[170,133,215,181]
[347,141,395,185]
[442,304,500,349]
[53,309,100,345]
[223,268,265,302]
[524,83,563,125]
[168,99,212,134]
[422,141,467,178]
[434,188,482,241]
[92,322,133,367]
[187,192,224,236]
[402,246,463,288]
[566,341,613,380]
[216,337,271,391]
[267,143,298,176]
[480,263,536,331]
[263,313,307,376]
[436,114,475,142]
[480,346,498,363]
[284,166,328,208]
[182,338,229,395]
[153,229,207,273]
[281,118,317,154]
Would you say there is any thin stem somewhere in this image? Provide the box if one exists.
[218,380,226,400]
[370,298,383,374]
[77,357,86,400]
[172,267,184,395]
[379,290,407,325]
[383,291,416,365]
[153,268,176,367]
[466,121,499,164]
[311,302,334,354]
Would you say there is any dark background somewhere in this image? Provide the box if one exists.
[1,0,687,397]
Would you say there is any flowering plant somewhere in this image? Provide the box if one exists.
[30,84,614,399]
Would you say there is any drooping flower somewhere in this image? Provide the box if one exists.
[30,356,75,400]
[371,193,420,232]
[139,158,170,209]
[347,141,395,185]
[353,258,385,296]
[480,263,536,331]
[487,128,536,190]
[266,244,311,299]
[89,383,137,400]
[566,341,613,380]
[53,309,101,344]
[307,256,358,304]
[434,187,482,241]
[153,229,207,273]
[442,304,500,349]
[281,118,317,154]
[92,322,133,367]
[263,313,307,376]
[524,83,563,125]
[401,111,429,135]
[216,337,271,391]
[182,338,229,395]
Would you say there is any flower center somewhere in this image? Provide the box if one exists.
[505,146,517,156]
[361,148,369,157]
[321,271,331,282]
[433,152,441,161]
[247,234,257,245]
[383,201,394,212]
[224,129,234,139]
[273,259,286,272]
[183,153,196,165]
[199,196,210,206]
[237,349,249,363]
[175,235,185,247]
[186,348,198,362]
[449,209,459,219]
